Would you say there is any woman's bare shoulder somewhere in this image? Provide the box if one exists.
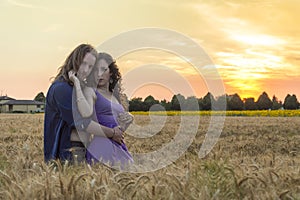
[83,87,96,99]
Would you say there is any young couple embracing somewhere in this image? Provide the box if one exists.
[44,44,133,168]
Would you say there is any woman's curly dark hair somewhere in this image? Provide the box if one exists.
[99,53,121,92]
[86,52,129,109]
[98,52,122,101]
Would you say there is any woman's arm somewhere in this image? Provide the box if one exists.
[75,86,95,118]
[68,71,95,118]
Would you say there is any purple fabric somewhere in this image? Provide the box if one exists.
[86,90,133,167]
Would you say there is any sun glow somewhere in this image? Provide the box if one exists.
[231,34,285,46]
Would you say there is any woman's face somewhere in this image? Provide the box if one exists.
[95,59,111,88]
[77,52,96,82]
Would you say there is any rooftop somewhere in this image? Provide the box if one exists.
[0,96,15,101]
[0,100,45,105]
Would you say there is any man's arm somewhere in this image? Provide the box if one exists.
[53,82,75,126]
[85,120,124,144]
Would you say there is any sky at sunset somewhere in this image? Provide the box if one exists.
[0,0,299,102]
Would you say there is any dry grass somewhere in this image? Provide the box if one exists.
[0,113,299,199]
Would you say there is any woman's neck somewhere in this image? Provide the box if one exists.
[97,86,110,94]
[97,81,109,90]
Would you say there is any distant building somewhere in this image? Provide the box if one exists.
[0,96,45,113]
[0,95,15,102]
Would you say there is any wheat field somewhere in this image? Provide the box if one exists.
[0,113,299,199]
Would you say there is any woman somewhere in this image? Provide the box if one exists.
[44,44,123,164]
[87,52,134,167]
[70,52,133,168]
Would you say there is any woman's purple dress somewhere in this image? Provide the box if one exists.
[86,91,133,167]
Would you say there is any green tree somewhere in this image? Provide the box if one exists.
[171,94,185,110]
[198,97,203,110]
[144,95,159,111]
[283,94,299,110]
[244,98,257,110]
[202,92,215,110]
[271,95,282,110]
[129,97,144,111]
[256,92,272,110]
[214,94,228,111]
[34,92,46,103]
[184,96,199,110]
[160,99,171,111]
[227,93,244,110]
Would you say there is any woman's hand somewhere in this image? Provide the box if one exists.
[117,112,134,131]
[68,70,80,85]
[110,126,124,144]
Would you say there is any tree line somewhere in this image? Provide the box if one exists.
[34,91,300,111]
[128,92,300,111]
